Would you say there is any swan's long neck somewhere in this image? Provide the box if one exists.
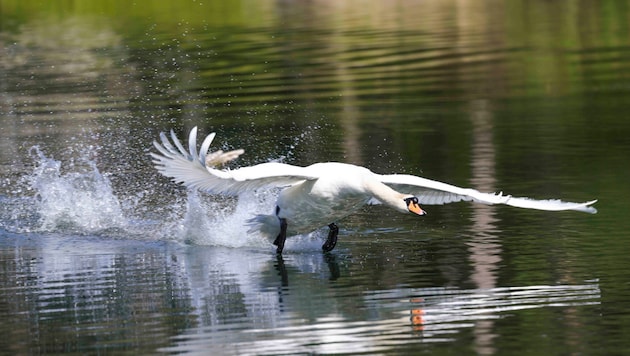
[364,179,407,213]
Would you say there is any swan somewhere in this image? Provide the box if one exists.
[151,127,597,254]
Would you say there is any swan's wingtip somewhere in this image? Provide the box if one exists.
[584,199,598,214]
[570,199,597,214]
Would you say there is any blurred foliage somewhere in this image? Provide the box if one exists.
[0,0,273,30]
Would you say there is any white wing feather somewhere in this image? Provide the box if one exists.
[152,127,597,213]
[151,127,318,195]
[379,174,597,214]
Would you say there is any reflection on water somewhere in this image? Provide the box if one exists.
[0,233,600,355]
[1,0,629,354]
[467,99,502,354]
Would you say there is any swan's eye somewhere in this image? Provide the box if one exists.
[404,197,419,205]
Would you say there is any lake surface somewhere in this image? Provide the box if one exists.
[1,1,629,354]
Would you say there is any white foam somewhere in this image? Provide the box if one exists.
[14,146,128,234]
[2,145,326,252]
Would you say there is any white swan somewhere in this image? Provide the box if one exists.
[151,127,597,254]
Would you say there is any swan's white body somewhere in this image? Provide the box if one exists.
[152,127,597,251]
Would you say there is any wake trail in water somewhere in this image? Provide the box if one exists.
[0,145,324,251]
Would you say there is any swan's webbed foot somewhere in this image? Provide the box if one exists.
[273,218,288,254]
[322,223,339,252]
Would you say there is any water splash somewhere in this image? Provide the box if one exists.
[179,189,324,251]
[0,146,128,235]
[29,146,127,234]
[178,190,270,248]
[0,144,324,251]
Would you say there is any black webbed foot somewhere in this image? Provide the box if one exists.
[322,223,339,252]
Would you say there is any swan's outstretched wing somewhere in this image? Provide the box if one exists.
[151,127,318,195]
[379,174,597,213]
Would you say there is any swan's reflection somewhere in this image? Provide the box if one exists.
[272,253,339,287]
[274,254,289,287]
[0,234,601,355]
[401,282,601,337]
[168,245,600,355]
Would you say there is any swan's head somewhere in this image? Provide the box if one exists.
[403,196,427,216]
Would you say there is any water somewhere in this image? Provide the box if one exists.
[1,1,629,354]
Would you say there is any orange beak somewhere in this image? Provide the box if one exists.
[407,200,427,216]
